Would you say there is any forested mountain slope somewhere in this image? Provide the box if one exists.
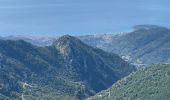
[0,35,136,100]
[89,64,170,100]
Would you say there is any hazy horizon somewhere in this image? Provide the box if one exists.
[0,0,170,36]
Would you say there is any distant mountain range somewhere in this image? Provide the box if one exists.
[0,35,135,100]
[1,35,57,46]
[81,25,170,68]
[89,64,170,100]
[3,25,170,69]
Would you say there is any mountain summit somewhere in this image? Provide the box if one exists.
[52,35,90,56]
[53,35,82,46]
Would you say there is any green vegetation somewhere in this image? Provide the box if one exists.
[89,64,170,100]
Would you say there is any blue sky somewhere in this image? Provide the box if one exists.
[0,0,170,36]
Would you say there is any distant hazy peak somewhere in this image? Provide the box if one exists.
[133,25,168,30]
